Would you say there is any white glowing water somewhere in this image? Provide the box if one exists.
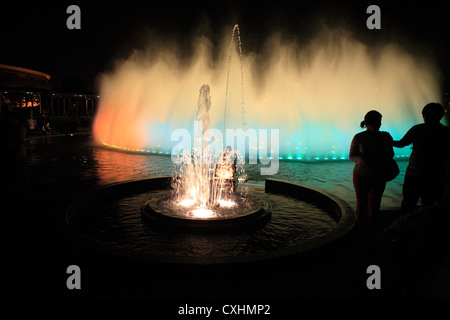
[191,207,215,219]
[172,84,238,215]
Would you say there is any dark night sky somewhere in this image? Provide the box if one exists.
[1,0,449,94]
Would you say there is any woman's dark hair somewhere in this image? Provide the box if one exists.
[422,102,445,123]
[360,110,382,128]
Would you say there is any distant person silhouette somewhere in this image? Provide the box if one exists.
[393,102,450,215]
[350,110,395,247]
[1,110,29,197]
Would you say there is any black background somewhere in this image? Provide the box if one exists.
[1,1,449,96]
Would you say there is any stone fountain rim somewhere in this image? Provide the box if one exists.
[141,191,271,229]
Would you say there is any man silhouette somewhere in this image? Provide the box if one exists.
[393,103,450,214]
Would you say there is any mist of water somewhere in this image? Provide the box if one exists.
[93,26,442,160]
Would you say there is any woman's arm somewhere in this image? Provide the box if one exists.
[349,135,362,162]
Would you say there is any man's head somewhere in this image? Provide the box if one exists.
[422,102,445,124]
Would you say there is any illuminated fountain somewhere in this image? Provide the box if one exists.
[93,25,442,161]
[65,24,442,264]
[139,26,272,228]
[141,83,271,228]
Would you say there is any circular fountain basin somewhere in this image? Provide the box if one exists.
[66,176,356,264]
[141,192,271,230]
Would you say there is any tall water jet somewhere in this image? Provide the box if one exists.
[223,24,246,144]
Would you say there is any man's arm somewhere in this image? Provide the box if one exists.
[393,126,416,148]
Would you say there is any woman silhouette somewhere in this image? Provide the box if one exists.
[350,110,395,247]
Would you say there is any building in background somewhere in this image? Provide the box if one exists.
[0,64,98,131]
